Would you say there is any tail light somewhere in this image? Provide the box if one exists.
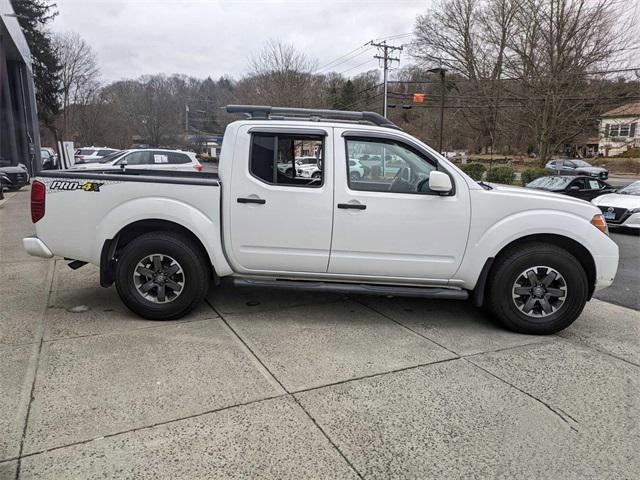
[194,164,203,172]
[31,180,46,223]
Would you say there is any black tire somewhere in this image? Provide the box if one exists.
[312,172,321,179]
[486,242,588,335]
[350,171,361,181]
[115,231,210,320]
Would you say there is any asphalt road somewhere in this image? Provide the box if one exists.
[594,230,640,310]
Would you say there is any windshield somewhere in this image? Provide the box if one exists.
[99,151,126,163]
[526,176,571,190]
[618,181,640,195]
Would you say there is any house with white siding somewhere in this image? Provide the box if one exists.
[598,102,640,156]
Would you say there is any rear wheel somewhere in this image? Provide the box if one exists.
[350,171,361,181]
[486,243,588,334]
[115,232,210,320]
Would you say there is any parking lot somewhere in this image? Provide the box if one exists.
[1,188,639,479]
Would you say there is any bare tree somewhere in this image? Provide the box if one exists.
[506,0,637,164]
[54,31,100,140]
[242,39,319,107]
[412,0,521,152]
[412,0,638,162]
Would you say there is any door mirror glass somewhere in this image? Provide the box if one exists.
[429,171,452,193]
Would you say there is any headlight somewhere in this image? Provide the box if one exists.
[591,214,609,235]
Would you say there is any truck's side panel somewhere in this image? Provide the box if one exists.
[451,189,619,290]
[34,176,233,275]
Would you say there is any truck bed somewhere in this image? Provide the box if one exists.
[33,169,221,266]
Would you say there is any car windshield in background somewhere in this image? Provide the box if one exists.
[99,151,126,163]
[618,181,640,195]
[526,176,571,190]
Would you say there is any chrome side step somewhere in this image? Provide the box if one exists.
[232,278,469,300]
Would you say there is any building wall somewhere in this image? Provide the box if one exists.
[0,1,41,174]
[598,116,640,156]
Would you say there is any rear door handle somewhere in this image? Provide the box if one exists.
[237,197,266,204]
[337,203,366,210]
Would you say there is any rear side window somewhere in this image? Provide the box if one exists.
[167,152,191,164]
[97,149,116,156]
[250,133,324,187]
[78,149,97,156]
[120,151,153,165]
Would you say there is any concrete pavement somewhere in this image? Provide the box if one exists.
[1,188,639,479]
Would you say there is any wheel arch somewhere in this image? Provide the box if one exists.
[473,233,596,307]
[100,219,215,287]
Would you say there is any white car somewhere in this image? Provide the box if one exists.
[75,147,119,164]
[24,105,618,335]
[592,181,640,229]
[70,149,203,172]
[347,158,365,180]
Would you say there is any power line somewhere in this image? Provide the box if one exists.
[314,32,413,74]
[317,46,375,74]
[335,58,378,76]
[390,66,640,84]
[315,42,372,73]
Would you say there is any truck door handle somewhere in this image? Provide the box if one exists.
[337,203,366,210]
[237,197,266,204]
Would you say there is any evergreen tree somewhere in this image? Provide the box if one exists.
[10,0,61,131]
[338,80,356,110]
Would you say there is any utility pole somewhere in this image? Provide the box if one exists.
[427,67,446,154]
[371,40,402,118]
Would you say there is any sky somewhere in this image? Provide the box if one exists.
[52,0,429,83]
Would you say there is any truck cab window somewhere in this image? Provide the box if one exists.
[250,133,324,187]
[346,137,436,194]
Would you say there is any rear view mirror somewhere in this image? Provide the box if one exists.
[429,171,452,193]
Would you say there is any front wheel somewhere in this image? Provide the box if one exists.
[486,243,588,334]
[115,232,210,320]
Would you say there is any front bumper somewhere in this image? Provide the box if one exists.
[23,235,54,258]
[613,212,640,229]
[593,253,619,291]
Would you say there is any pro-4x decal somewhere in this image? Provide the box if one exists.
[49,180,104,192]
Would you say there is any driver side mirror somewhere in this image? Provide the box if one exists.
[569,185,580,191]
[429,171,452,193]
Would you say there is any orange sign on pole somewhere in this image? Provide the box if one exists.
[413,93,425,103]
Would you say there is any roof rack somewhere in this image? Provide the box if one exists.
[226,105,400,130]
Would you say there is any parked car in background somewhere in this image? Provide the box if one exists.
[525,175,615,201]
[545,159,608,179]
[74,147,119,164]
[592,181,640,229]
[0,158,29,191]
[347,158,366,180]
[70,149,203,172]
[41,148,56,170]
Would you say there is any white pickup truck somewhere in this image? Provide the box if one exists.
[24,106,618,334]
